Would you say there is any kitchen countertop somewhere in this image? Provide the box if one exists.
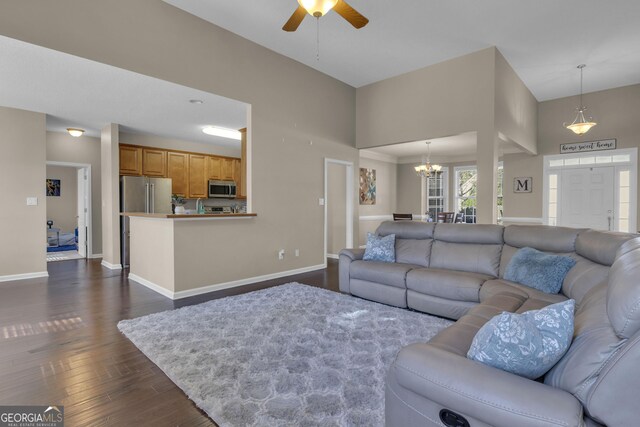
[121,212,257,219]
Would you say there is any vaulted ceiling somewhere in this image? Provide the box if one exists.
[164,0,640,101]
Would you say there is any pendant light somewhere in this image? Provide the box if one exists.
[414,141,442,178]
[564,64,597,135]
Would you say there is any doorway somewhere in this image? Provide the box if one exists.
[46,161,92,261]
[324,159,354,262]
[543,148,637,232]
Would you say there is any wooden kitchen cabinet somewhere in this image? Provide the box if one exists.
[233,159,243,197]
[142,148,166,177]
[188,154,208,198]
[221,158,235,180]
[167,151,189,197]
[119,145,142,176]
[207,156,222,180]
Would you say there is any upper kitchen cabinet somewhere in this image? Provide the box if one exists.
[221,158,235,180]
[188,154,207,198]
[167,151,189,197]
[142,148,166,177]
[207,156,222,180]
[119,145,142,176]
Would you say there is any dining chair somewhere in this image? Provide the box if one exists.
[436,212,455,223]
[393,213,413,221]
[454,212,465,223]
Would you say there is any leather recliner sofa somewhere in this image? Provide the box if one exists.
[339,222,640,426]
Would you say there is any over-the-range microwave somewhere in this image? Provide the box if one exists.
[208,180,237,198]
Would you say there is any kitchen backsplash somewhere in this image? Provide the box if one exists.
[182,198,246,211]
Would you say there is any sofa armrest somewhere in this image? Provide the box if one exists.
[339,248,365,261]
[393,343,584,427]
[338,248,365,294]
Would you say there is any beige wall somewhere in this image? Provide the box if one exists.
[0,0,358,284]
[503,84,640,225]
[120,132,240,158]
[327,163,347,255]
[396,164,423,215]
[129,217,175,292]
[0,107,46,278]
[357,156,398,245]
[46,131,102,254]
[45,165,77,233]
[356,48,495,149]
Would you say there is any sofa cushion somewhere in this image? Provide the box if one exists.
[576,229,636,266]
[562,254,610,304]
[430,241,502,276]
[395,238,431,267]
[434,223,504,244]
[363,232,395,262]
[349,260,417,289]
[406,268,491,303]
[377,221,435,239]
[607,237,640,339]
[504,225,582,252]
[467,300,576,380]
[504,247,576,294]
[407,291,476,321]
[480,279,568,306]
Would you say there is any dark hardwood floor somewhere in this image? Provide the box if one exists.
[0,258,339,426]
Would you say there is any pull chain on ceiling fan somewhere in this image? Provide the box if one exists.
[282,0,369,32]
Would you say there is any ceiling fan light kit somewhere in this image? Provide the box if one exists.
[564,64,597,135]
[298,0,338,17]
[283,0,368,32]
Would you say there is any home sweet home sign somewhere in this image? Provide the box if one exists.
[560,139,616,154]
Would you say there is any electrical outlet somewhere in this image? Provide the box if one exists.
[295,249,300,257]
[278,249,285,260]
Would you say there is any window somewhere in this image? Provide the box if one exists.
[618,169,631,232]
[425,169,448,220]
[454,164,503,224]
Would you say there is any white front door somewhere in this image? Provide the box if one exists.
[77,168,88,257]
[559,166,614,231]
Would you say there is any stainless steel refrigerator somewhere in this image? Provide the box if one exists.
[120,176,172,267]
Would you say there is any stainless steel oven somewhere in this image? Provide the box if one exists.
[208,180,237,198]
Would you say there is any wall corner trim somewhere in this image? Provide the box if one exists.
[0,271,49,283]
[129,263,326,300]
[101,260,123,270]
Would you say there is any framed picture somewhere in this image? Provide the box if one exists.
[513,177,532,193]
[46,179,61,197]
[359,168,376,205]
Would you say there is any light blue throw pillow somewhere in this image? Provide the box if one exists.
[467,299,575,379]
[363,232,396,263]
[504,247,576,294]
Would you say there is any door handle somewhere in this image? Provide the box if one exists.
[145,183,149,213]
[150,183,155,213]
[608,216,612,231]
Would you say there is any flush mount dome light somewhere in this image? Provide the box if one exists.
[202,126,242,140]
[67,128,85,137]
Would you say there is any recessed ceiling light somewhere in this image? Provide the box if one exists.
[67,128,85,137]
[189,99,204,104]
[202,126,241,140]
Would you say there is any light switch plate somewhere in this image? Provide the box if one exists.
[318,198,325,206]
[26,197,38,206]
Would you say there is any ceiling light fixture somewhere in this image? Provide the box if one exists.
[202,126,242,140]
[297,0,338,17]
[414,141,442,178]
[564,64,597,135]
[66,128,85,137]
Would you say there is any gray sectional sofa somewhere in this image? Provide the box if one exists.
[339,221,640,427]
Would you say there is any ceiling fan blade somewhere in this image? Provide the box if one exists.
[282,6,307,32]
[333,0,369,29]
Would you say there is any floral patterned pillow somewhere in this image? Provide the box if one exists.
[467,299,575,379]
[363,233,396,263]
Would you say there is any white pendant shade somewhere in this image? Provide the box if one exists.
[298,0,339,17]
[564,64,597,135]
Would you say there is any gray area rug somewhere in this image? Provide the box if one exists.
[118,283,452,426]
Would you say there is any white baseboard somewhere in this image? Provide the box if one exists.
[128,273,174,299]
[101,260,123,270]
[89,253,103,259]
[327,254,339,259]
[129,263,326,300]
[0,271,49,283]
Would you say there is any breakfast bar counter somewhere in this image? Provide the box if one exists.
[122,212,257,219]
